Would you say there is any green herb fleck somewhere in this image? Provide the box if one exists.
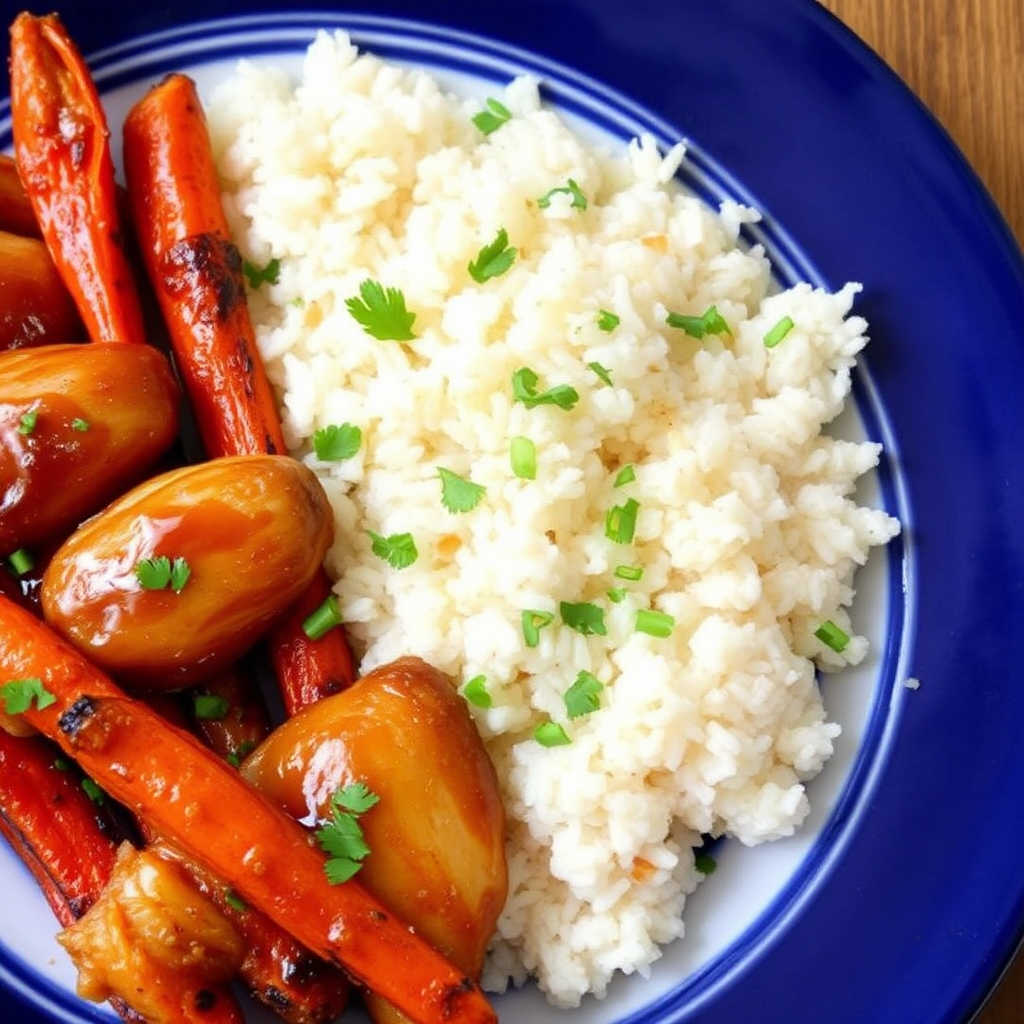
[605,497,640,544]
[224,888,248,912]
[764,315,795,349]
[588,360,614,386]
[564,671,604,719]
[462,675,492,709]
[367,531,419,570]
[80,778,104,805]
[694,852,717,875]
[559,600,607,636]
[242,256,281,289]
[193,694,230,721]
[468,228,517,283]
[17,407,38,436]
[7,548,33,576]
[537,178,588,211]
[614,465,636,488]
[313,423,362,462]
[226,741,257,769]
[596,310,620,333]
[534,720,572,747]
[302,594,344,640]
[607,587,628,603]
[70,417,90,432]
[1,678,56,714]
[814,620,850,653]
[614,564,643,582]
[438,467,486,513]
[134,555,191,593]
[636,608,676,638]
[521,609,555,648]
[666,305,731,340]
[346,279,417,342]
[317,782,380,884]
[472,97,512,135]
[511,367,580,411]
[510,436,537,480]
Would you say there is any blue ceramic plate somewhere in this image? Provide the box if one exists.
[2,2,1023,1023]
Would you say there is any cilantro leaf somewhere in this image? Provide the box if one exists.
[472,97,512,135]
[1,677,56,714]
[559,600,607,636]
[346,279,417,341]
[313,423,362,461]
[367,530,419,570]
[564,671,604,719]
[511,367,580,411]
[438,467,486,514]
[316,782,380,884]
[537,178,588,211]
[134,555,191,593]
[242,256,281,289]
[468,228,517,283]
[333,781,380,815]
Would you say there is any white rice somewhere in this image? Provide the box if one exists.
[206,31,900,1009]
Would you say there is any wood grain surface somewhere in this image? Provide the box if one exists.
[816,4,1024,1021]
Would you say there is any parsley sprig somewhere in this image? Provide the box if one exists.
[438,468,486,513]
[367,531,419,569]
[468,228,517,283]
[134,556,191,593]
[1,677,56,714]
[313,423,362,462]
[316,782,380,884]
[346,279,417,341]
[512,367,580,411]
[242,256,281,289]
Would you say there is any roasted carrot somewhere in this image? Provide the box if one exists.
[0,153,42,237]
[0,593,497,1024]
[122,72,356,713]
[8,12,147,346]
[188,661,272,765]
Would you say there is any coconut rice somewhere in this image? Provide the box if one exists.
[206,31,900,1009]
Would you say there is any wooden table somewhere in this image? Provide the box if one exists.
[817,4,1024,1021]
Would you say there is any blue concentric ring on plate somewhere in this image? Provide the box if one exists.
[0,12,912,1024]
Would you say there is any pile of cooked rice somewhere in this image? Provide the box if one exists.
[207,31,900,1009]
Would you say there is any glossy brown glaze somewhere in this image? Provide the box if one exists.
[242,655,508,1021]
[40,454,334,687]
[0,342,180,553]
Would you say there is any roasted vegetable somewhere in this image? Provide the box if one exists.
[0,153,41,238]
[242,656,508,1024]
[40,454,334,687]
[9,12,147,345]
[0,342,180,553]
[122,71,356,712]
[0,592,498,1024]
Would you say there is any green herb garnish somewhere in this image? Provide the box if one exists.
[242,256,281,289]
[596,310,620,333]
[534,720,572,747]
[511,367,580,411]
[764,315,795,348]
[510,436,537,480]
[7,548,33,576]
[666,305,731,340]
[303,594,344,639]
[17,407,38,436]
[605,497,640,544]
[80,778,105,805]
[614,564,643,582]
[1,677,56,714]
[313,423,362,461]
[559,600,607,636]
[367,531,419,570]
[564,671,603,719]
[134,555,191,593]
[694,852,717,875]
[613,465,636,488]
[588,360,614,386]
[438,467,486,513]
[346,279,417,341]
[521,609,555,648]
[537,178,588,211]
[607,587,628,603]
[316,782,380,884]
[462,675,492,709]
[468,228,517,283]
[70,417,90,432]
[636,608,675,638]
[224,888,248,912]
[472,97,512,135]
[193,694,229,721]
[814,620,850,653]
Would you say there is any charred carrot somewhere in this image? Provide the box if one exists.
[0,594,497,1024]
[123,72,356,713]
[0,153,41,237]
[9,12,147,345]
[0,229,84,350]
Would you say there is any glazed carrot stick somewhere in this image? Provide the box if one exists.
[8,12,147,345]
[188,661,272,766]
[0,594,497,1024]
[122,72,356,713]
[0,153,42,237]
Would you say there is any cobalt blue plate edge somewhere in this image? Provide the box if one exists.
[2,2,1024,1023]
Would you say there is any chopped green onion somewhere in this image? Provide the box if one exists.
[80,778,104,805]
[52,757,70,772]
[192,694,229,721]
[472,97,512,135]
[534,720,571,747]
[511,367,580,411]
[70,417,90,432]
[814,620,850,653]
[438,467,486,513]
[302,594,344,639]
[17,407,38,436]
[764,315,795,349]
[510,436,537,480]
[665,305,731,340]
[636,608,676,638]
[313,423,362,461]
[614,564,644,582]
[226,741,257,769]
[7,548,33,576]
[0,677,55,715]
[537,178,588,211]
[605,497,640,544]
[468,227,517,283]
[613,465,636,488]
[224,888,248,912]
[559,601,607,636]
[346,279,417,342]
[521,609,555,648]
[367,531,419,570]
[694,852,717,875]
[596,310,620,333]
[588,360,613,386]
[607,587,628,603]
[564,671,603,719]
[462,675,492,709]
